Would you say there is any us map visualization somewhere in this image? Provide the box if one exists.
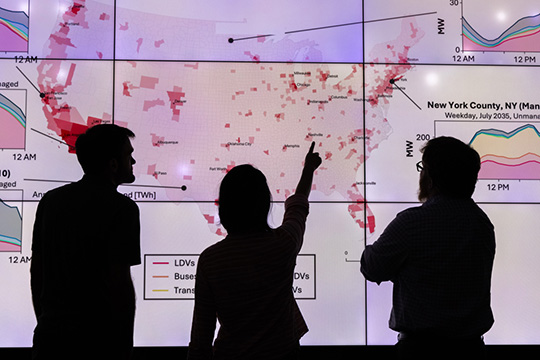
[2,0,540,347]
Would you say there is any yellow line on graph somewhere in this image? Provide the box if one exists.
[152,289,169,292]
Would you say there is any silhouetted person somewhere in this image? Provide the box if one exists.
[187,142,322,360]
[361,136,495,360]
[30,124,141,360]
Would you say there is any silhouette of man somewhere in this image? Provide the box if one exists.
[30,124,140,360]
[187,142,322,360]
[361,136,495,360]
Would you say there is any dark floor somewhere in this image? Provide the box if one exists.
[3,345,539,359]
[132,345,538,359]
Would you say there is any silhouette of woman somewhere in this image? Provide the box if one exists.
[188,142,322,360]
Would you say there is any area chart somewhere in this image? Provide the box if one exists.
[0,92,26,149]
[462,13,540,52]
[0,7,29,52]
[469,124,540,180]
[0,199,22,252]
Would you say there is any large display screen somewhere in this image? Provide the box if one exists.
[2,0,540,346]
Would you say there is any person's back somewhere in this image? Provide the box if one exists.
[380,195,494,337]
[31,124,140,360]
[361,136,495,359]
[32,177,139,354]
[198,216,305,359]
[188,142,321,360]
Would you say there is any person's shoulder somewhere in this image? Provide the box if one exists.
[410,196,490,220]
[201,237,230,254]
[379,205,425,234]
[199,233,262,259]
[395,203,425,219]
[108,191,139,220]
[40,182,79,202]
[467,199,494,225]
[198,239,230,266]
[112,189,137,206]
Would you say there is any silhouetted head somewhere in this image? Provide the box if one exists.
[218,164,272,235]
[418,136,481,202]
[75,124,136,186]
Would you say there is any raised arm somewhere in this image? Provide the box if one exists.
[295,141,322,197]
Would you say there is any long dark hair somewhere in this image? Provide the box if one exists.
[218,164,272,235]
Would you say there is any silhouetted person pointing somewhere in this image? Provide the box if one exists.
[31,124,141,360]
[361,136,495,360]
[188,141,322,360]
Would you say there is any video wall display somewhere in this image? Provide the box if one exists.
[1,0,540,346]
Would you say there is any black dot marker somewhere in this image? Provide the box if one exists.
[228,38,234,43]
[389,78,422,110]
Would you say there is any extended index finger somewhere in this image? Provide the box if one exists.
[309,141,315,154]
